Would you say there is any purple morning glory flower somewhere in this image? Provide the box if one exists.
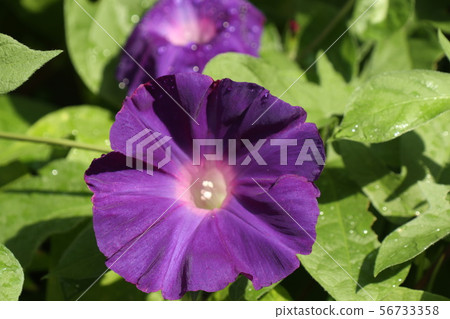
[117,0,264,92]
[85,73,325,300]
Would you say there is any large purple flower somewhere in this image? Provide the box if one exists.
[117,0,264,92]
[85,73,325,300]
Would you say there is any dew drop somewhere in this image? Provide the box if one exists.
[363,230,368,235]
[382,206,387,211]
[398,278,402,282]
[191,44,198,51]
[103,49,111,57]
[119,82,126,89]
[223,21,230,28]
[157,46,166,55]
[193,66,200,72]
[131,14,140,24]
[415,211,421,216]
[52,170,58,176]
[71,129,79,136]
[319,211,324,216]
[404,245,408,248]
[229,26,236,32]
[349,230,354,234]
[436,228,440,232]
[392,285,396,288]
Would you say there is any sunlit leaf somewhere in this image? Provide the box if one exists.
[336,70,450,143]
[0,160,92,267]
[64,0,155,104]
[300,160,412,300]
[374,182,450,275]
[0,244,24,301]
[0,33,61,94]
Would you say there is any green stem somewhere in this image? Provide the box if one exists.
[300,0,356,59]
[0,131,110,153]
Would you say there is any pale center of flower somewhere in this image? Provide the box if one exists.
[191,168,227,210]
[165,17,217,46]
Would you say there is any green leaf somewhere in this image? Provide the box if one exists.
[0,159,92,267]
[0,33,61,94]
[438,30,450,60]
[337,140,427,221]
[409,24,445,69]
[259,285,291,301]
[352,0,414,41]
[0,95,55,181]
[0,105,113,166]
[19,0,60,13]
[374,182,450,275]
[294,1,358,80]
[336,70,450,143]
[362,28,412,79]
[79,271,148,301]
[337,113,449,221]
[51,223,110,300]
[377,287,448,301]
[300,160,412,301]
[204,52,350,127]
[53,223,105,281]
[64,0,155,104]
[0,243,24,301]
[208,275,280,301]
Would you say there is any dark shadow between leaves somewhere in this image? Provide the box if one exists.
[385,132,426,202]
[5,216,89,268]
[334,133,441,203]
[315,166,360,204]
[8,95,55,125]
[100,54,126,107]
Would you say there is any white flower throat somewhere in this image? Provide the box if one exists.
[191,168,227,210]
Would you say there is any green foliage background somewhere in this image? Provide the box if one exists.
[0,0,449,301]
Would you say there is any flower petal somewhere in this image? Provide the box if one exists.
[206,79,324,182]
[117,0,265,92]
[85,152,187,257]
[217,175,320,289]
[110,73,214,172]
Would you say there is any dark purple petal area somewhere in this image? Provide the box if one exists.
[110,73,213,167]
[85,73,325,299]
[117,0,265,92]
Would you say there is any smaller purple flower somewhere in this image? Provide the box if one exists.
[117,0,265,92]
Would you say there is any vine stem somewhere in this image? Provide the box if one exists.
[0,131,110,153]
[300,0,356,59]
